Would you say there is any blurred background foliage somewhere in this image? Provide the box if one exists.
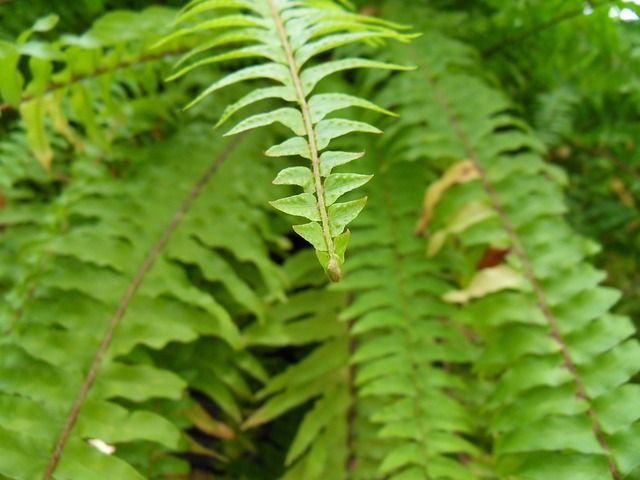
[0,0,639,478]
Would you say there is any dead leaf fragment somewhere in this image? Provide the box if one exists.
[415,159,480,236]
[443,265,523,304]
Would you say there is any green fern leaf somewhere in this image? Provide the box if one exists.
[166,0,414,281]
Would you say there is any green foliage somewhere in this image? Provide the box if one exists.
[0,1,639,479]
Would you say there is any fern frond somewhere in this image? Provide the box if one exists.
[0,7,195,170]
[380,30,640,480]
[333,157,489,480]
[164,0,415,281]
[0,126,285,479]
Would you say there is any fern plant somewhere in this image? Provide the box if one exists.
[1,0,640,479]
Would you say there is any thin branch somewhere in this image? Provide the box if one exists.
[266,0,340,282]
[566,139,640,182]
[0,48,186,115]
[427,75,621,479]
[345,316,357,478]
[42,135,243,479]
[483,1,612,57]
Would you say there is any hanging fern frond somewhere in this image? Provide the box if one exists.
[0,125,285,479]
[161,0,415,282]
[377,27,640,480]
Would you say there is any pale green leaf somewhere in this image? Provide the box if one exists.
[273,166,314,190]
[265,136,310,158]
[185,63,291,109]
[92,363,186,401]
[156,14,267,48]
[443,265,524,304]
[295,31,401,68]
[215,85,297,128]
[380,443,423,475]
[174,29,268,68]
[177,0,265,24]
[319,150,365,176]
[309,93,395,123]
[333,230,350,263]
[328,197,367,236]
[168,45,285,81]
[32,14,60,32]
[324,173,372,206]
[495,415,603,455]
[315,119,381,150]
[499,452,611,480]
[293,222,327,251]
[592,385,640,433]
[77,400,181,449]
[226,107,305,136]
[270,193,321,221]
[301,58,413,95]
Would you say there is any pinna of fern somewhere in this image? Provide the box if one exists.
[159,0,415,282]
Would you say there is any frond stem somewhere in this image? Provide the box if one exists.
[41,135,243,479]
[266,0,337,278]
[0,48,186,115]
[565,138,640,183]
[427,75,621,479]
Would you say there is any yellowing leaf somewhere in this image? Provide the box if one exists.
[443,265,523,304]
[611,177,636,208]
[184,404,235,440]
[20,98,53,170]
[415,159,480,235]
[427,201,494,257]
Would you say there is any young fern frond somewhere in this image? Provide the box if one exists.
[162,0,415,281]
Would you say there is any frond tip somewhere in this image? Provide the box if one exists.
[165,0,415,281]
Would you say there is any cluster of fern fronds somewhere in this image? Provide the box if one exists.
[0,0,639,479]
